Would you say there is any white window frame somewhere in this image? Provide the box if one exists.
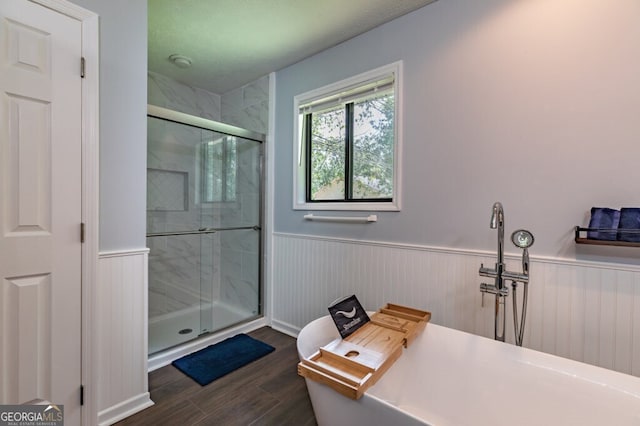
[292,61,403,211]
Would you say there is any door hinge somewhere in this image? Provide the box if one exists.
[80,57,85,78]
[80,385,84,406]
[80,223,85,243]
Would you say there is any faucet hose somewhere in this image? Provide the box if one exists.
[518,282,529,345]
[511,281,529,347]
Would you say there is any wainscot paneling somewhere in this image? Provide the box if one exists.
[97,249,153,425]
[272,233,640,377]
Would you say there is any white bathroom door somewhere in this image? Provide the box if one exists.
[0,1,82,424]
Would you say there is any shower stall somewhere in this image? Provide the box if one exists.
[146,105,264,355]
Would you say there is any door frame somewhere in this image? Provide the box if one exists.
[29,0,99,424]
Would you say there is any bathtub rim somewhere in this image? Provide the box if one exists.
[297,314,640,410]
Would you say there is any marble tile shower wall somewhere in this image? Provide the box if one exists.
[220,229,261,316]
[148,71,221,120]
[218,141,262,314]
[220,75,269,134]
[147,71,268,320]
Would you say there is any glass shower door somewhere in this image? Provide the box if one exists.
[147,116,207,354]
[147,105,264,355]
[199,134,262,333]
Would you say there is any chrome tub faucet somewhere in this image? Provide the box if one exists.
[479,202,533,346]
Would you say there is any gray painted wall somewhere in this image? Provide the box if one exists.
[273,0,640,261]
[73,0,148,252]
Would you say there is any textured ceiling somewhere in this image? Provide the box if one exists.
[148,0,438,94]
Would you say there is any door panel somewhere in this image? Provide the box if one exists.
[0,1,82,424]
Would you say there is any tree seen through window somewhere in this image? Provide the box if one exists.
[307,91,394,202]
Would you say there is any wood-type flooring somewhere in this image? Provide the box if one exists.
[116,327,317,426]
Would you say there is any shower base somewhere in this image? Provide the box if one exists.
[149,301,254,356]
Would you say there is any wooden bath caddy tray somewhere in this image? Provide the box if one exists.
[298,303,431,399]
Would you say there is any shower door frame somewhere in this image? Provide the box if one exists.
[146,104,266,349]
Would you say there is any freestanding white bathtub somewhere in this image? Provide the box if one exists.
[297,315,640,426]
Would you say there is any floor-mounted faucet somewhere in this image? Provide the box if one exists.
[479,202,533,346]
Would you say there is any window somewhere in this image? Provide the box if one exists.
[293,62,402,211]
[202,136,236,203]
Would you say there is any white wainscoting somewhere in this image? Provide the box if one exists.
[272,233,640,377]
[97,249,153,425]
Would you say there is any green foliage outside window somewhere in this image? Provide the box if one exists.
[203,136,236,203]
[308,91,394,202]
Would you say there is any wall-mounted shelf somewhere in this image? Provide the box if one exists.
[574,226,640,247]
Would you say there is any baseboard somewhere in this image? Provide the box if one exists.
[270,319,300,338]
[97,392,154,426]
[148,317,269,371]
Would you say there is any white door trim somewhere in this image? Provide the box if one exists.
[29,1,100,424]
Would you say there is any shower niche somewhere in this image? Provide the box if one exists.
[146,106,264,355]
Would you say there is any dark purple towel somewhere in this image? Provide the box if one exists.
[587,207,620,240]
[617,208,640,242]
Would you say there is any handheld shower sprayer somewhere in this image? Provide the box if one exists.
[511,229,534,274]
[509,229,534,346]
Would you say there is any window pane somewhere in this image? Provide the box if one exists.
[352,92,394,199]
[294,62,401,210]
[204,139,223,202]
[203,136,236,203]
[225,137,237,202]
[310,106,346,200]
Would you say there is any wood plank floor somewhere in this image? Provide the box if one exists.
[116,327,318,426]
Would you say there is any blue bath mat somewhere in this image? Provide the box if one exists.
[172,334,275,386]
